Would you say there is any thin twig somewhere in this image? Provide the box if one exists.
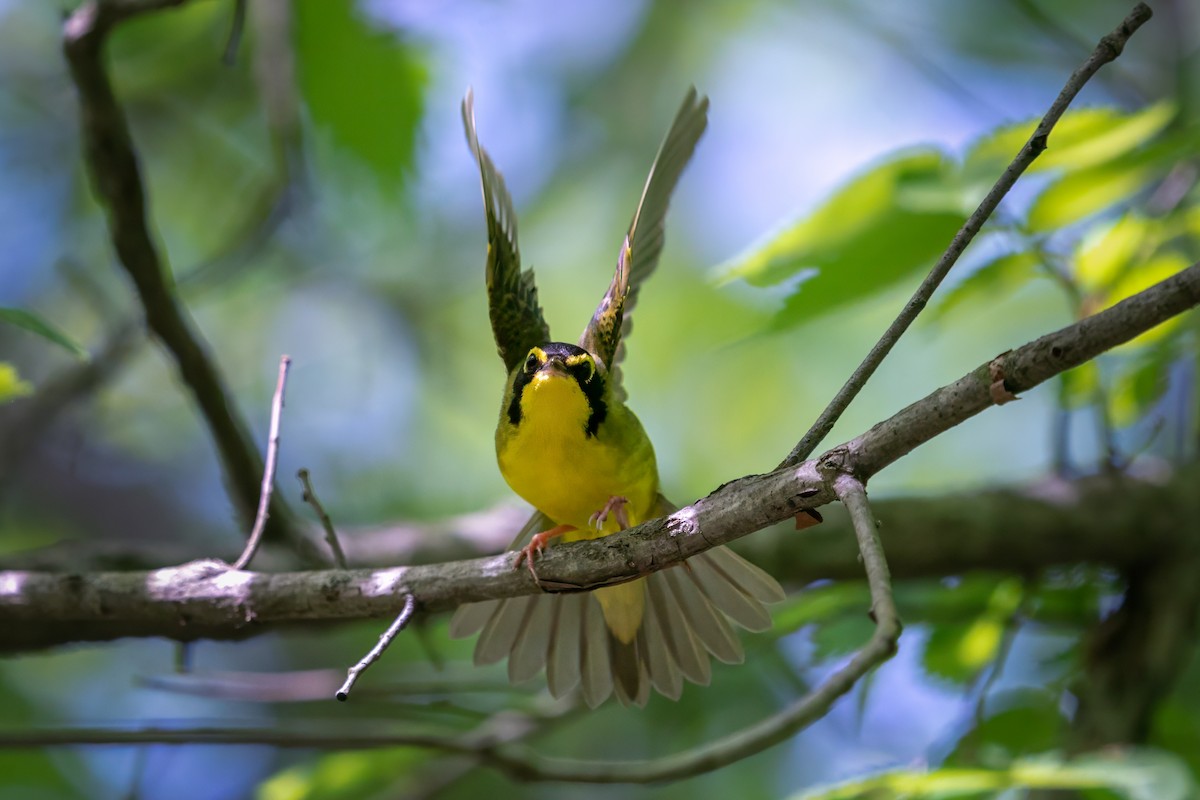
[297,468,348,569]
[337,594,416,701]
[232,355,291,570]
[780,2,1154,468]
[61,0,306,558]
[833,475,898,631]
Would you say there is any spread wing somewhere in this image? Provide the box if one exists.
[578,88,708,397]
[463,90,551,374]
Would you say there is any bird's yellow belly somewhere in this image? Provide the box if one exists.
[496,374,659,644]
[498,421,655,534]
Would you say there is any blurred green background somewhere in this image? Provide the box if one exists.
[1,0,1198,797]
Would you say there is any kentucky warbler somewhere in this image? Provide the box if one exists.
[449,88,785,708]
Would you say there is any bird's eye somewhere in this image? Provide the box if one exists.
[570,357,595,383]
[524,352,540,373]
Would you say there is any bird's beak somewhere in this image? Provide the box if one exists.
[539,358,569,378]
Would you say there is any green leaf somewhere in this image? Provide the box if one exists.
[946,688,1066,767]
[772,583,871,634]
[811,615,876,660]
[923,622,997,684]
[1060,361,1100,409]
[294,0,426,186]
[1153,703,1200,780]
[259,747,435,800]
[1027,157,1160,231]
[794,749,1196,800]
[1186,204,1200,240]
[1110,345,1173,427]
[0,363,33,404]
[1032,581,1104,624]
[921,579,1023,684]
[723,150,969,328]
[964,102,1175,181]
[931,250,1042,321]
[0,308,89,360]
[1075,213,1157,293]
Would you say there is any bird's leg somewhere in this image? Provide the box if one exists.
[589,495,630,531]
[513,524,576,579]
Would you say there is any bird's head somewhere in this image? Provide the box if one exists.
[505,342,608,436]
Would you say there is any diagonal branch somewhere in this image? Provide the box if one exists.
[781,1,1154,467]
[61,0,303,556]
[2,260,1196,652]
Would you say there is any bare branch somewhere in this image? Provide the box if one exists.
[2,261,1196,651]
[781,2,1154,467]
[298,469,348,569]
[232,356,291,570]
[60,0,304,556]
[336,594,416,701]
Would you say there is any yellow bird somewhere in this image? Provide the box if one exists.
[449,88,785,707]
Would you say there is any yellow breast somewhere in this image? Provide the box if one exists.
[496,370,657,533]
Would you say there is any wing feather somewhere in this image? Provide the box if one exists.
[463,90,551,374]
[579,88,708,397]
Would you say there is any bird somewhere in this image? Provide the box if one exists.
[449,87,786,708]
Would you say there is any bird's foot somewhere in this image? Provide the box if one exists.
[513,524,576,580]
[589,495,630,531]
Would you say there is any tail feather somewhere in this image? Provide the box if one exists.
[448,507,786,707]
[448,598,498,638]
[475,594,534,665]
[699,546,788,604]
[688,552,773,631]
[545,594,584,697]
[579,597,614,708]
[662,566,744,665]
[637,607,682,700]
[645,570,711,686]
[508,593,554,683]
[610,636,650,707]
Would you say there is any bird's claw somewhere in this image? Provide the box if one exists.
[512,524,576,582]
[588,495,630,531]
[514,540,546,579]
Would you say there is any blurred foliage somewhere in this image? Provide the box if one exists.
[0,307,89,360]
[0,361,32,403]
[293,0,426,189]
[722,149,970,329]
[0,0,1198,798]
[794,749,1196,800]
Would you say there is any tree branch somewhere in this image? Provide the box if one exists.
[61,0,304,556]
[2,261,1196,652]
[781,1,1154,467]
[0,477,902,787]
